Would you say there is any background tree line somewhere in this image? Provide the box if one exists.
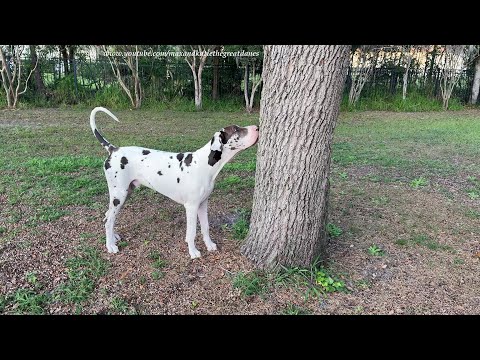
[1,45,479,112]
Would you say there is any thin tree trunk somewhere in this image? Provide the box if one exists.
[241,45,351,269]
[212,47,220,100]
[29,45,46,98]
[403,54,412,100]
[59,45,69,75]
[244,65,250,112]
[248,66,262,112]
[470,57,480,105]
[0,48,13,107]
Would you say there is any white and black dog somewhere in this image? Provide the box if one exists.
[90,107,259,258]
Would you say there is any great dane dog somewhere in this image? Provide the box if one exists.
[90,107,259,258]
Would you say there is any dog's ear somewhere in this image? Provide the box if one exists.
[210,131,224,152]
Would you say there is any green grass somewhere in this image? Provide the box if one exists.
[110,297,130,314]
[333,111,480,180]
[340,91,464,112]
[229,209,251,241]
[368,244,385,256]
[410,234,453,252]
[281,304,310,315]
[55,246,109,304]
[10,289,50,315]
[232,271,268,297]
[465,209,480,219]
[327,223,343,238]
[410,176,429,189]
[275,259,347,300]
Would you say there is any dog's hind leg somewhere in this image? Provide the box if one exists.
[104,189,130,253]
[197,200,217,252]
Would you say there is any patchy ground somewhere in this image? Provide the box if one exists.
[0,108,479,315]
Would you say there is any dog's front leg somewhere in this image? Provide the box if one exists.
[185,204,201,259]
[198,199,217,252]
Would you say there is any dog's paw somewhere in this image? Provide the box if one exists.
[189,248,201,259]
[106,243,119,254]
[114,233,121,242]
[206,241,217,252]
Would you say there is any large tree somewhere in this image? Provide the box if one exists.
[29,45,46,99]
[241,45,351,269]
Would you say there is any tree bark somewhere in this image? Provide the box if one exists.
[241,45,350,270]
[59,45,70,75]
[29,45,46,98]
[212,46,220,100]
[402,50,412,100]
[470,56,480,105]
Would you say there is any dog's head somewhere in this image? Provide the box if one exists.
[208,125,259,166]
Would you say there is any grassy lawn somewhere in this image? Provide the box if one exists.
[1,108,479,314]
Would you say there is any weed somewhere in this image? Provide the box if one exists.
[327,223,343,238]
[111,297,130,314]
[11,289,49,315]
[465,209,480,219]
[315,270,346,293]
[371,196,390,206]
[281,304,310,315]
[231,209,251,241]
[152,271,164,280]
[275,259,346,299]
[466,190,479,200]
[410,177,428,189]
[368,244,385,256]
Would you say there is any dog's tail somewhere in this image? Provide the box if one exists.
[90,107,119,151]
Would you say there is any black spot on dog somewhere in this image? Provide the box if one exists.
[184,153,193,166]
[113,198,120,206]
[177,177,180,183]
[181,167,184,171]
[211,137,215,145]
[104,158,111,170]
[157,171,163,176]
[170,156,173,159]
[142,150,150,155]
[120,156,128,169]
[108,145,118,154]
[230,147,237,150]
[177,153,184,161]
[168,165,171,168]
[208,150,222,166]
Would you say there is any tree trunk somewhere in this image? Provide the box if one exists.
[212,47,220,100]
[241,45,350,269]
[403,54,412,100]
[470,57,480,105]
[0,48,13,107]
[59,45,69,75]
[68,45,76,73]
[244,65,251,112]
[29,45,46,98]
